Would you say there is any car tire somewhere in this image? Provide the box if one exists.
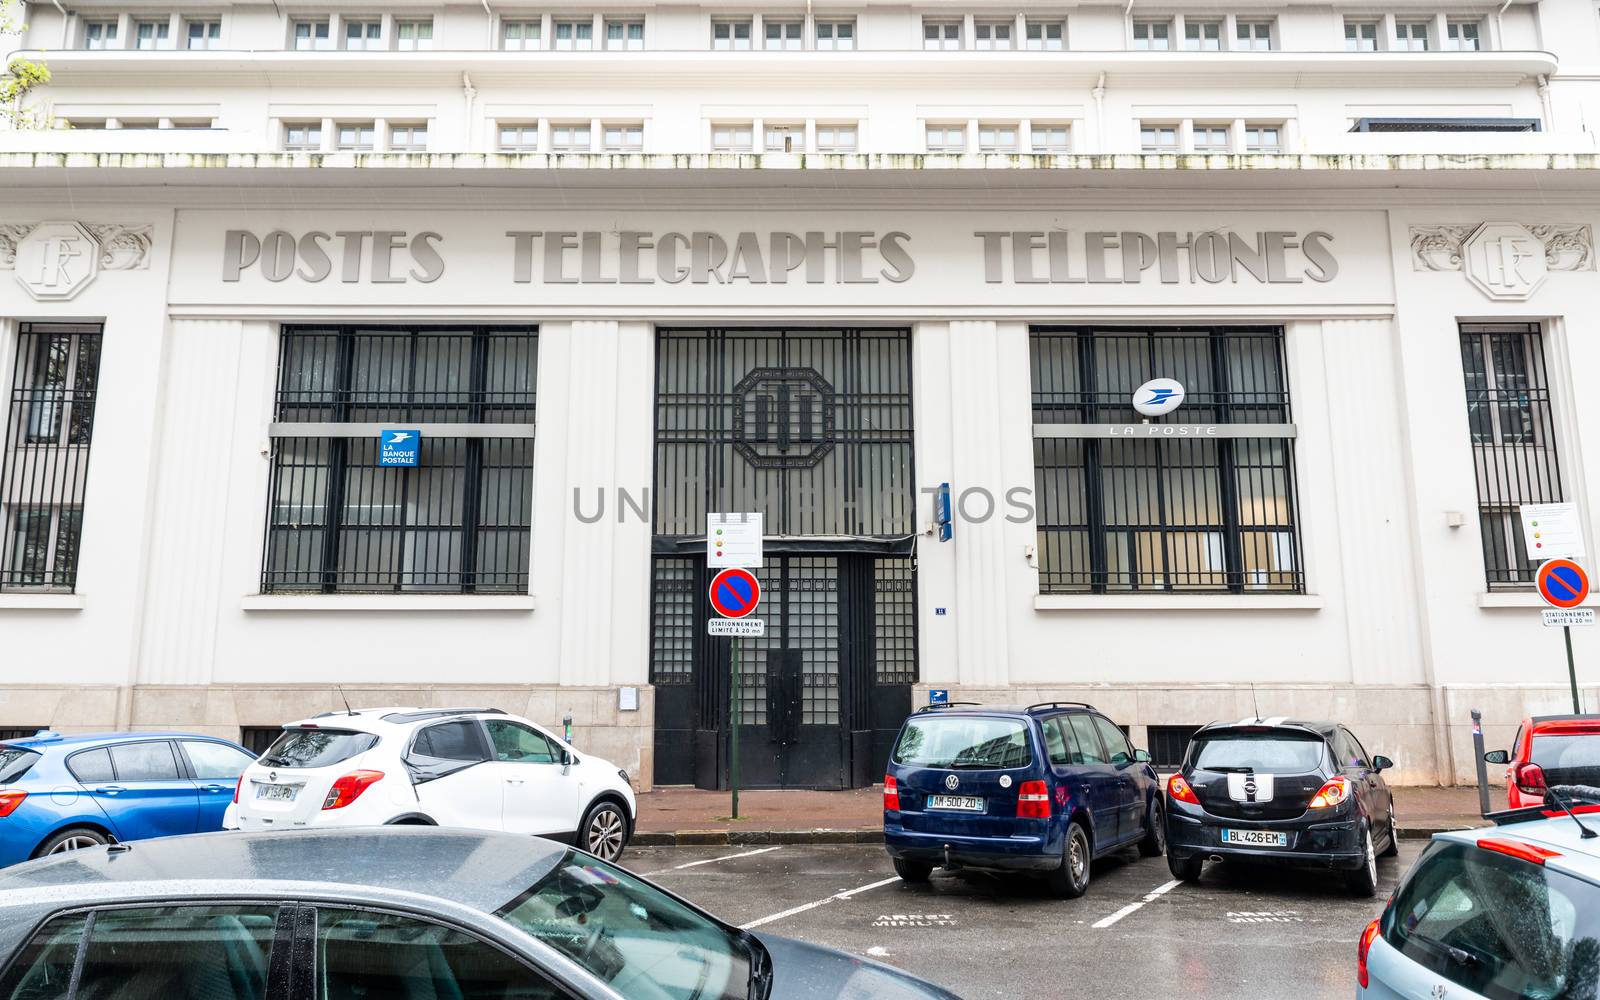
[1168,852,1204,882]
[1378,803,1400,858]
[1138,799,1166,858]
[35,827,109,858]
[579,801,629,862]
[1345,825,1379,898]
[893,858,932,883]
[1044,820,1092,899]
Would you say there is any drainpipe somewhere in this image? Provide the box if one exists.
[50,0,70,48]
[481,0,493,48]
[462,72,477,151]
[1092,71,1107,152]
[1494,0,1511,47]
[1537,73,1554,132]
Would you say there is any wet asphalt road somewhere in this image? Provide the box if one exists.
[620,841,1421,1000]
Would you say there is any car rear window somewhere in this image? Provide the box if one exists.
[1531,734,1600,783]
[1192,732,1324,773]
[892,717,1032,769]
[0,746,39,784]
[258,729,378,769]
[1387,839,1600,1000]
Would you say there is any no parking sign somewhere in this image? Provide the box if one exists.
[1537,559,1590,610]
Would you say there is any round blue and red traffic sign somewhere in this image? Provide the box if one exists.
[709,567,761,619]
[1536,559,1590,610]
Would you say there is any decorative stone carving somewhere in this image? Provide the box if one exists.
[1528,224,1593,272]
[0,224,39,268]
[1410,222,1595,275]
[11,221,101,301]
[1462,223,1547,301]
[1409,225,1473,271]
[1,223,154,292]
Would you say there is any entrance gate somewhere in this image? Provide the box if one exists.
[649,328,917,790]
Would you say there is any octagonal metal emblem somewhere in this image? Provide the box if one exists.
[13,222,101,301]
[1462,222,1546,301]
[732,367,836,469]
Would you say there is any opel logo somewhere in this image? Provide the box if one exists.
[1244,780,1258,796]
[268,771,278,782]
[944,774,960,791]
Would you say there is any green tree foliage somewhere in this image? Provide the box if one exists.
[2,0,51,128]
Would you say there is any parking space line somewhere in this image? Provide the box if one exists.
[1091,879,1182,929]
[637,846,783,877]
[739,875,902,930]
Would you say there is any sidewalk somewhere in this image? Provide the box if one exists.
[632,784,1492,847]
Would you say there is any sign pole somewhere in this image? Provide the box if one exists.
[729,638,741,820]
[1567,625,1581,714]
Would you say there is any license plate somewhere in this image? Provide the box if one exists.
[1222,828,1288,847]
[255,783,297,802]
[927,795,984,812]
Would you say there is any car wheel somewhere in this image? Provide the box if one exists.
[1044,820,1092,899]
[1345,826,1379,898]
[580,801,629,862]
[36,827,109,858]
[893,858,932,883]
[1138,799,1166,858]
[1168,852,1204,882]
[1379,803,1400,858]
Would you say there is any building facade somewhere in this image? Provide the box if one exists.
[2,0,1597,789]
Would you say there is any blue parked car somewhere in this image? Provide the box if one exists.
[0,731,257,866]
[883,702,1164,897]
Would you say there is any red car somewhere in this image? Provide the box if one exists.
[1484,714,1600,808]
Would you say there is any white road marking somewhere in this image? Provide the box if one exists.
[1092,879,1182,929]
[740,875,903,930]
[637,845,782,876]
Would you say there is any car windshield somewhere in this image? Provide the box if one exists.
[497,851,753,1000]
[257,729,377,769]
[892,717,1032,769]
[0,746,39,784]
[1532,734,1600,784]
[1193,733,1324,773]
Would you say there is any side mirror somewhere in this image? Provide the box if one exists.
[1483,750,1510,765]
[1134,748,1152,763]
[1372,755,1394,772]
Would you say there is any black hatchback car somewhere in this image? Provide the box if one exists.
[1163,718,1398,896]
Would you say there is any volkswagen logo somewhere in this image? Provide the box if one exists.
[944,774,960,791]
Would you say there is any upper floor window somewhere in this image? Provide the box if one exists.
[923,19,961,50]
[815,123,857,152]
[606,19,644,50]
[83,20,118,49]
[389,123,428,151]
[502,19,541,50]
[293,19,332,51]
[1245,123,1282,152]
[974,20,1014,50]
[1032,123,1070,152]
[1193,123,1230,152]
[711,122,754,151]
[283,121,323,150]
[335,121,375,151]
[1132,19,1171,50]
[712,18,752,50]
[116,118,159,129]
[499,124,540,151]
[554,18,594,49]
[1140,123,1178,152]
[815,19,855,50]
[1235,19,1272,50]
[1025,19,1064,50]
[343,18,381,50]
[603,123,644,152]
[64,118,108,129]
[1183,19,1221,51]
[765,123,803,152]
[978,122,1017,152]
[765,19,802,50]
[170,118,214,129]
[1447,19,1482,51]
[551,122,592,152]
[134,18,172,50]
[395,19,433,50]
[1344,18,1378,51]
[185,19,221,49]
[1395,20,1430,51]
[925,123,966,153]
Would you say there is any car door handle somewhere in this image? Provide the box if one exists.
[506,778,525,785]
[202,784,228,792]
[100,786,125,795]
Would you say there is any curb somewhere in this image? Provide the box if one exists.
[633,823,1489,848]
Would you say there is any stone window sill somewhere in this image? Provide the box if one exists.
[0,593,85,610]
[242,594,536,612]
[1478,592,1559,609]
[1034,594,1324,611]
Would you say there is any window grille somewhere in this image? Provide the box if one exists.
[1,324,103,592]
[1030,327,1303,594]
[239,727,282,755]
[1459,323,1564,588]
[261,326,536,594]
[1148,725,1201,767]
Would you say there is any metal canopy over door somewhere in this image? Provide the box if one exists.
[649,328,917,790]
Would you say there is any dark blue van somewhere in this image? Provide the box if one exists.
[883,703,1163,897]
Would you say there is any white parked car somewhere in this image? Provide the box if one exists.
[224,707,637,861]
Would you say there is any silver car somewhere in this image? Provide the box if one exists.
[0,826,961,1000]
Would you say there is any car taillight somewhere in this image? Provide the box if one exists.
[1167,774,1199,805]
[233,774,245,804]
[0,791,27,818]
[1514,763,1548,795]
[1357,917,1380,988]
[322,770,384,810]
[1478,837,1561,866]
[1016,780,1051,819]
[1309,776,1350,809]
[883,775,899,812]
